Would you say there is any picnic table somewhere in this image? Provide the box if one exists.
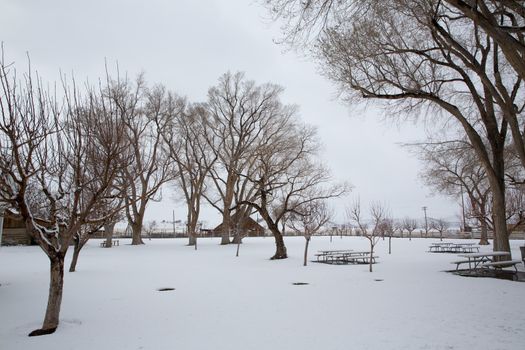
[100,239,119,248]
[429,242,479,253]
[315,250,352,262]
[452,251,520,272]
[315,250,377,265]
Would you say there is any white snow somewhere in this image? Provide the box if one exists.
[1,236,524,350]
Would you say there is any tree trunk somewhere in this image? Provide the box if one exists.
[220,176,235,245]
[29,256,64,336]
[236,237,241,257]
[491,188,510,257]
[131,220,144,245]
[187,211,197,246]
[267,222,287,259]
[69,239,81,272]
[479,219,490,245]
[272,232,287,259]
[104,222,116,248]
[486,145,510,258]
[388,236,391,254]
[231,231,243,244]
[220,212,231,245]
[188,233,197,246]
[369,242,374,273]
[303,237,310,266]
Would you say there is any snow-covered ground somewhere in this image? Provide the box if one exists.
[1,236,524,350]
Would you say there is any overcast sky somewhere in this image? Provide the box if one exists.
[1,0,460,227]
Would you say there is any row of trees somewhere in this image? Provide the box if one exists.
[0,53,346,334]
[160,71,348,259]
[265,0,525,255]
[410,140,525,245]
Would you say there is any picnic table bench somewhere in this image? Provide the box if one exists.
[481,260,522,272]
[100,239,119,248]
[452,251,512,272]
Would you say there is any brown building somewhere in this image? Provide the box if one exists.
[1,211,34,246]
[211,215,266,237]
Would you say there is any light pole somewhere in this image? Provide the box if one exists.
[422,206,428,238]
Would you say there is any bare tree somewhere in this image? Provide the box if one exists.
[203,72,293,245]
[159,101,216,248]
[143,220,158,240]
[380,217,395,254]
[236,119,348,259]
[412,140,492,244]
[443,1,525,82]
[289,200,332,266]
[0,57,126,335]
[103,206,125,248]
[348,200,386,272]
[402,217,419,241]
[112,80,174,245]
[266,0,525,255]
[430,218,450,241]
[393,219,404,238]
[69,223,102,273]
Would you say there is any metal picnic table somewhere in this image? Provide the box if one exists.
[315,250,377,265]
[454,251,511,271]
[429,242,479,253]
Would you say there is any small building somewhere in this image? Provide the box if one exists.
[1,210,34,246]
[212,215,266,237]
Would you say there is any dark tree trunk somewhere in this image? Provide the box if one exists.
[369,242,374,273]
[232,231,243,244]
[491,189,510,256]
[236,236,241,257]
[479,219,490,245]
[104,222,116,248]
[271,231,287,259]
[220,212,231,245]
[29,256,64,336]
[188,233,197,246]
[69,233,90,273]
[131,220,144,245]
[69,239,81,272]
[220,177,235,245]
[388,236,392,254]
[303,237,310,266]
[486,142,510,258]
[187,211,198,246]
[266,221,287,259]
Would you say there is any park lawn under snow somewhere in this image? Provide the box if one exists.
[1,236,524,350]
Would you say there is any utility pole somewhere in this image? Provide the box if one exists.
[422,206,428,238]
